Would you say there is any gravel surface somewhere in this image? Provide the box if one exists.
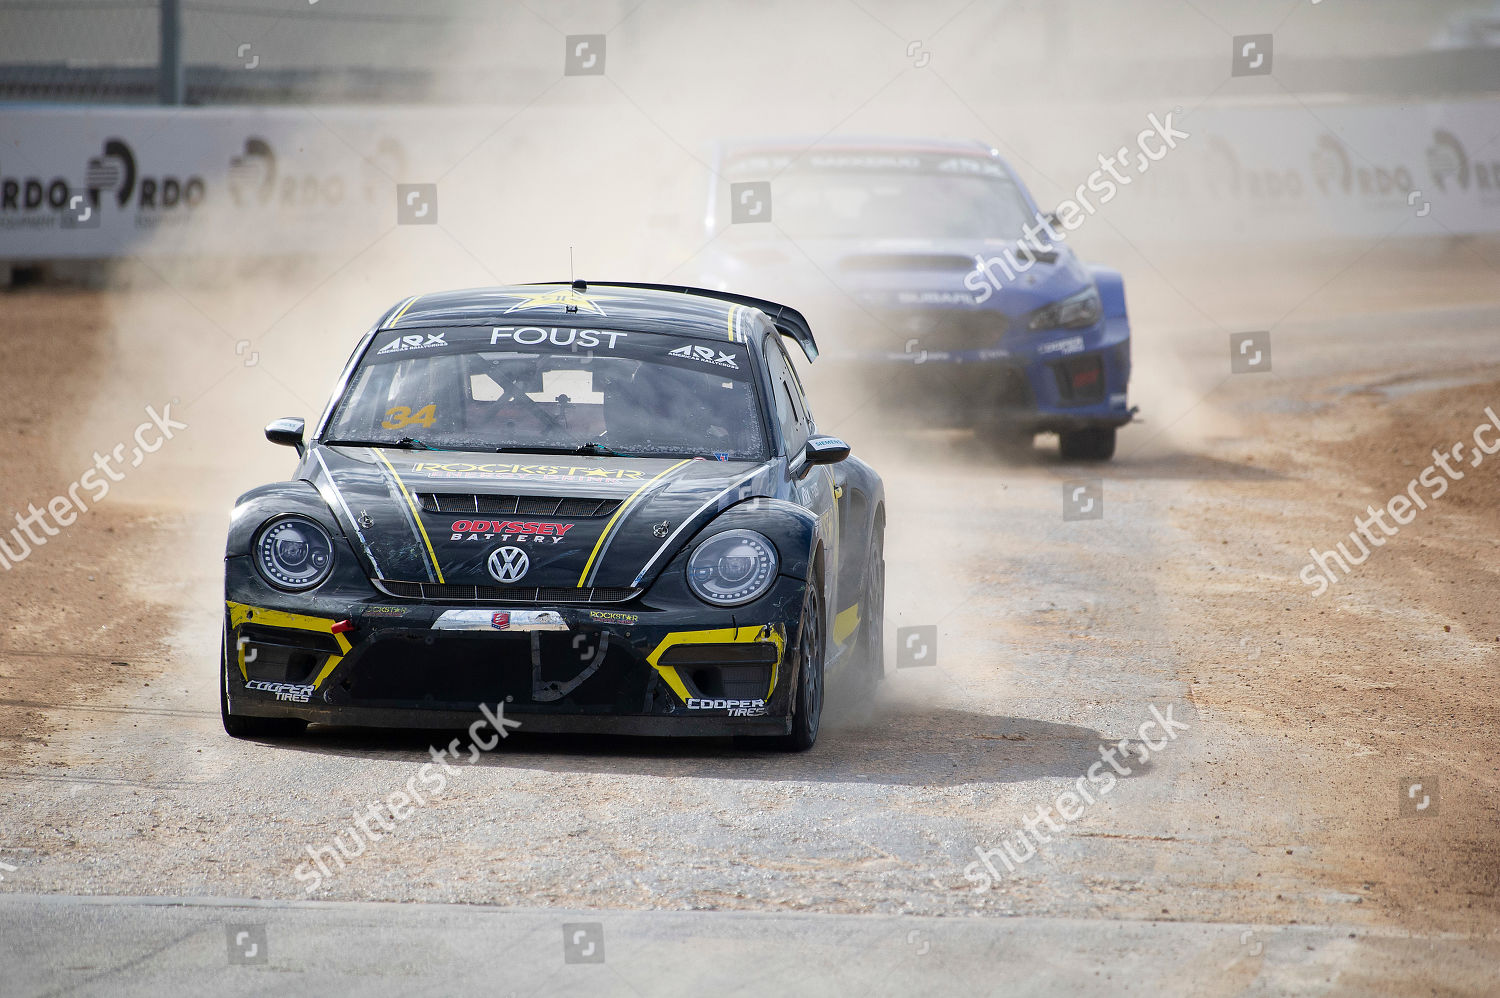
[2,255,1498,993]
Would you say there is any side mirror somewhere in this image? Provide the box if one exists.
[265,417,306,455]
[804,435,850,466]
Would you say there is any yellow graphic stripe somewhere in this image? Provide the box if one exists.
[227,600,352,688]
[725,303,740,342]
[577,458,692,586]
[374,447,446,583]
[646,624,786,703]
[833,603,861,645]
[386,295,421,327]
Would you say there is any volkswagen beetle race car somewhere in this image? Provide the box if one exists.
[222,282,885,751]
[700,138,1135,460]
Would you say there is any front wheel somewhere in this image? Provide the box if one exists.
[1058,426,1117,462]
[770,575,825,752]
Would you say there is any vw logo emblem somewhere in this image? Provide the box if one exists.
[487,546,530,584]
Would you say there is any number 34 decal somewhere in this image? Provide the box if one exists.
[382,404,437,430]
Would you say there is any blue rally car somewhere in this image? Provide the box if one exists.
[699,138,1134,460]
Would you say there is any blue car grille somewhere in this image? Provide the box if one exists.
[865,309,1007,352]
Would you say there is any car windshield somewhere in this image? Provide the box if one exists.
[728,154,1033,240]
[324,325,769,460]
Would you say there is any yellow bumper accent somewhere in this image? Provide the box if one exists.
[645,624,786,703]
[227,600,352,689]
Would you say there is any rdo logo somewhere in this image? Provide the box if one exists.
[1311,134,1413,199]
[85,138,206,212]
[0,137,208,220]
[1200,136,1303,202]
[227,136,391,209]
[0,163,74,214]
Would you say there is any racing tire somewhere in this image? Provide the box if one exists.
[769,574,826,752]
[1059,427,1116,462]
[220,629,307,740]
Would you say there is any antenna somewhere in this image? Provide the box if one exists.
[569,246,575,285]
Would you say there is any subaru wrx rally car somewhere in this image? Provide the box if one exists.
[701,138,1134,460]
[222,282,885,751]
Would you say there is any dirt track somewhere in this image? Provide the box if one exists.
[1,245,1499,993]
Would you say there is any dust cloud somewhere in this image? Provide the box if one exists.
[60,0,1486,640]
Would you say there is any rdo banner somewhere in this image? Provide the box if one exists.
[1,99,1498,262]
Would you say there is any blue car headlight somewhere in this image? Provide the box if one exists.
[254,516,335,591]
[1027,287,1102,331]
[687,529,778,606]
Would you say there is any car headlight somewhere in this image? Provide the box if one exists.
[1027,287,1102,331]
[687,529,778,606]
[254,516,335,591]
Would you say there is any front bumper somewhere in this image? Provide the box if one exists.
[222,561,806,737]
[831,314,1133,432]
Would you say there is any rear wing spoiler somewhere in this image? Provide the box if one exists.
[530,281,819,362]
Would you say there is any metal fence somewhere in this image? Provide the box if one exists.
[0,0,1496,105]
[0,0,520,104]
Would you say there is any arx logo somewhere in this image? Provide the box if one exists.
[668,344,739,369]
[377,332,446,355]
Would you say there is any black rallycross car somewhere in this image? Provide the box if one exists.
[222,282,885,750]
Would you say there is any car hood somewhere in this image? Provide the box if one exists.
[706,235,1094,329]
[309,445,776,592]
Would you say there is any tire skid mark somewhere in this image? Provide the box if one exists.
[0,770,203,789]
[0,698,211,719]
